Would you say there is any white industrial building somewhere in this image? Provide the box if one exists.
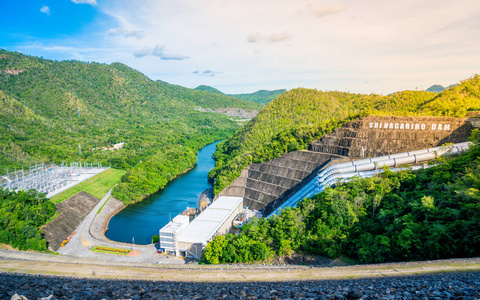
[159,196,243,259]
[158,215,190,256]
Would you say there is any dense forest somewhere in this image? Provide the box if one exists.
[202,130,480,264]
[209,75,480,194]
[0,49,260,203]
[0,188,56,251]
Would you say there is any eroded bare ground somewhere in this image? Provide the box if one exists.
[1,250,479,282]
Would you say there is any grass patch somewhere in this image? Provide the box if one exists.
[50,168,125,204]
[96,196,110,214]
[333,256,359,266]
[91,246,132,255]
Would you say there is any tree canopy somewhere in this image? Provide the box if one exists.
[0,188,55,251]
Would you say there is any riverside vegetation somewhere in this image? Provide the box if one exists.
[202,130,480,264]
[1,49,479,256]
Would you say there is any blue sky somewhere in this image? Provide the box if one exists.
[1,0,480,94]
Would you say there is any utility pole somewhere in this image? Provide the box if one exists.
[78,144,82,156]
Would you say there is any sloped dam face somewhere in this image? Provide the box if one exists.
[219,116,477,215]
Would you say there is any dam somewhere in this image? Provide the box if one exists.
[218,116,479,216]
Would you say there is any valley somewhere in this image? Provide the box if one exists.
[0,50,479,299]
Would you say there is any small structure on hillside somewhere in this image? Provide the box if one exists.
[114,142,125,150]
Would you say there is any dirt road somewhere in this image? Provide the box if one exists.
[1,249,479,282]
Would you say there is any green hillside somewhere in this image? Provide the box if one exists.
[0,49,257,203]
[194,85,225,95]
[230,89,286,105]
[209,75,480,194]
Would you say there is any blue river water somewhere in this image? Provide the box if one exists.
[105,141,219,245]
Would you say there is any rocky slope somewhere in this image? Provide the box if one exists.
[2,271,479,299]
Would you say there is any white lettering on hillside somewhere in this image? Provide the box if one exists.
[368,122,452,131]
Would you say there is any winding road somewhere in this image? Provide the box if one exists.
[55,189,184,265]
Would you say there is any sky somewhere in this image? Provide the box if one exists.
[1,0,480,94]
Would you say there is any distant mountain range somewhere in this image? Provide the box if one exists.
[426,84,458,93]
[195,85,286,105]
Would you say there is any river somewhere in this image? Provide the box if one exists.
[105,141,219,245]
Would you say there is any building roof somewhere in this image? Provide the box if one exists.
[176,196,243,245]
[160,215,190,234]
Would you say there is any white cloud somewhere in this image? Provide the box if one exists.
[266,31,290,43]
[71,0,97,6]
[193,70,223,77]
[107,28,145,39]
[40,5,50,15]
[247,33,262,43]
[311,4,346,18]
[133,45,189,61]
[247,31,290,43]
[32,0,479,94]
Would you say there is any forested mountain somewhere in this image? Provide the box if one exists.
[0,49,258,203]
[194,85,224,95]
[230,89,286,105]
[426,84,457,93]
[209,75,480,194]
[426,84,446,93]
[195,85,286,105]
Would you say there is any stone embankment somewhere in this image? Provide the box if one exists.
[2,271,479,299]
[90,197,126,243]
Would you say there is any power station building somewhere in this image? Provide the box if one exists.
[159,196,243,258]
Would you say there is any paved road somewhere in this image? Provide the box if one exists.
[57,190,185,265]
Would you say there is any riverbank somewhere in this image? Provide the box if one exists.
[106,141,219,244]
[55,190,184,265]
[90,196,126,243]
